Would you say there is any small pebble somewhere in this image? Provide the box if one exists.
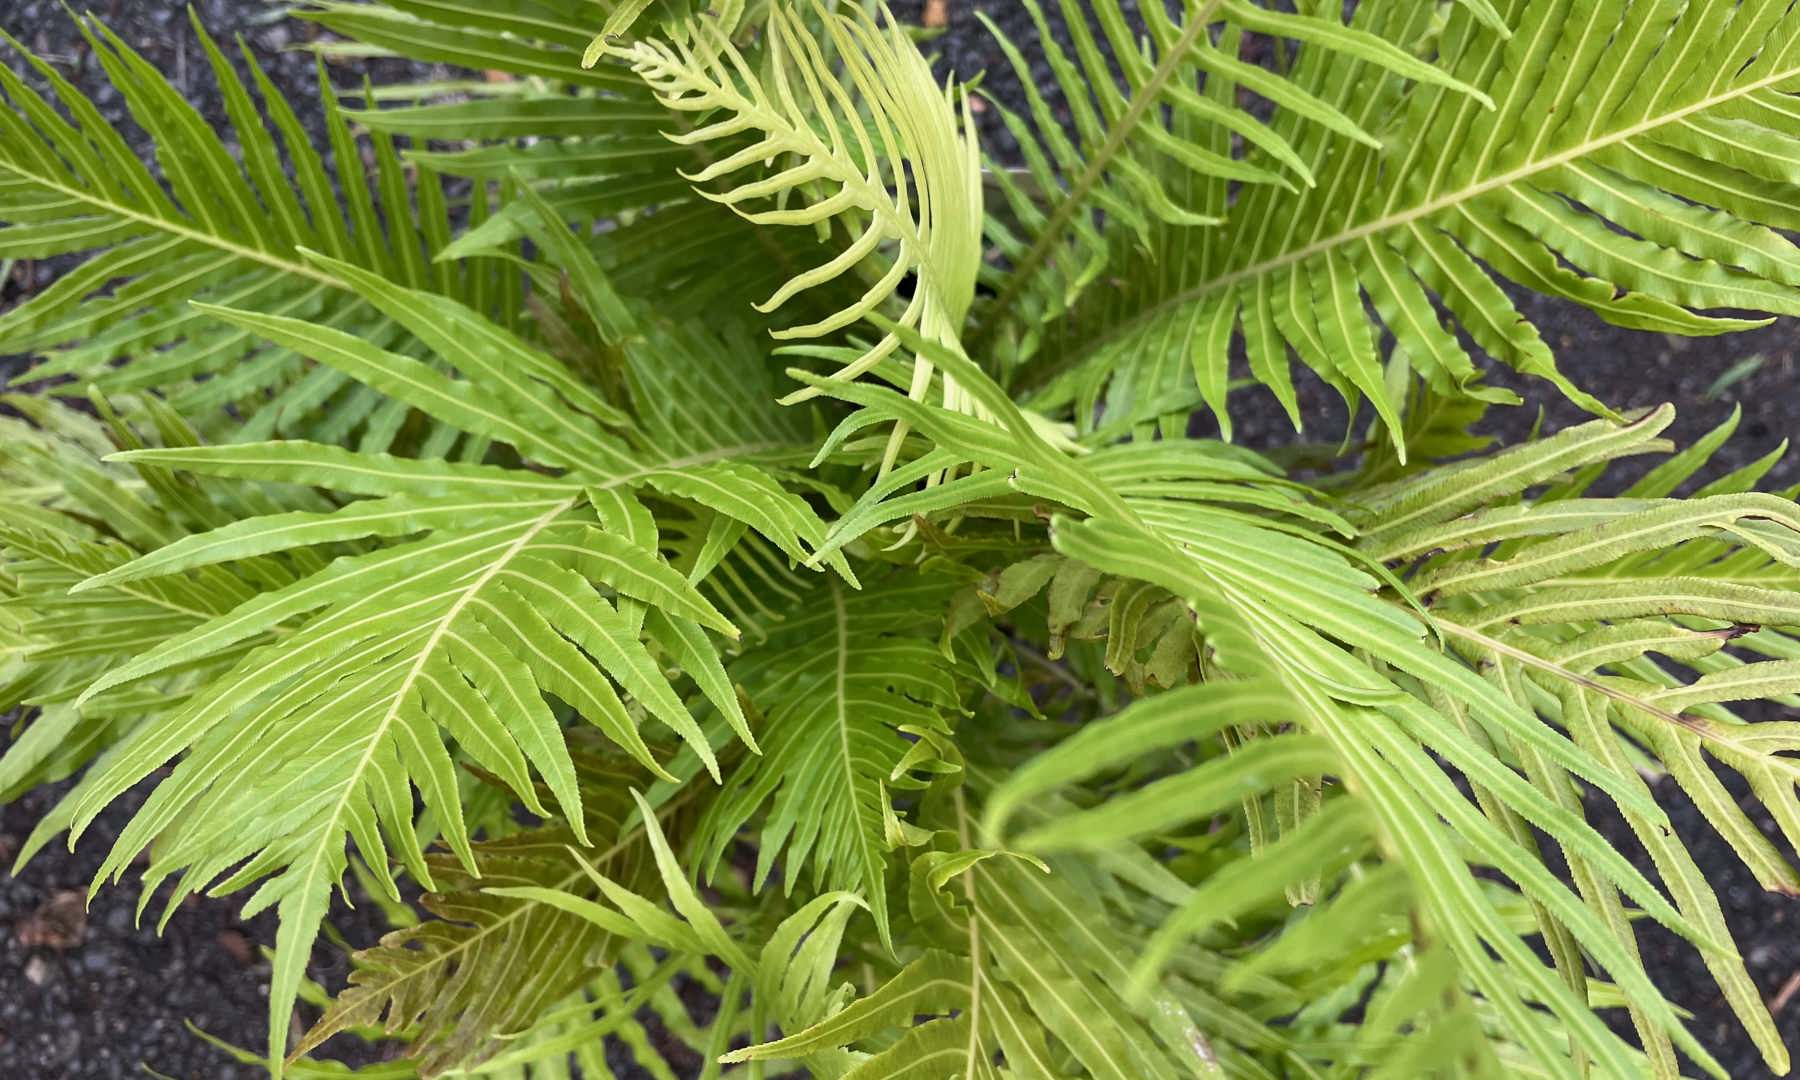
[22,955,51,987]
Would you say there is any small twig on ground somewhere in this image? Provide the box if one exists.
[1770,970,1800,1016]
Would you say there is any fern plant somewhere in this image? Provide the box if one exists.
[5,1,1800,1077]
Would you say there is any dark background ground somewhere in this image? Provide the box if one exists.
[3,1,1799,1077]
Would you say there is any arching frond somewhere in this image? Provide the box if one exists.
[0,14,524,446]
[793,334,1800,1076]
[1007,1,1800,446]
[1356,405,1800,1072]
[973,0,1493,432]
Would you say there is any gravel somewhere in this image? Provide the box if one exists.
[3,1,1800,1077]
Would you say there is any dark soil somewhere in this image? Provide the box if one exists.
[0,778,396,1079]
[2,2,1799,1078]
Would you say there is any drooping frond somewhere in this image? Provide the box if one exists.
[14,263,849,1076]
[296,758,686,1074]
[1006,1,1800,446]
[792,336,1800,1076]
[1354,404,1800,1072]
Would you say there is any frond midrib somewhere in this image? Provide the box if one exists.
[1434,613,1800,784]
[952,785,985,1072]
[588,441,801,490]
[1022,53,1800,395]
[972,0,1222,345]
[294,496,578,887]
[0,160,343,290]
[11,525,248,625]
[285,499,574,1059]
[830,580,860,868]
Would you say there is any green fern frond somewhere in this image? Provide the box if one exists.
[302,0,630,88]
[303,2,694,188]
[604,1,985,464]
[1356,405,1800,1070]
[19,269,848,1075]
[973,0,1494,430]
[302,0,795,324]
[726,764,1325,1078]
[795,337,1787,1076]
[0,394,340,804]
[468,942,752,1079]
[694,569,968,951]
[296,762,678,1072]
[478,785,871,1076]
[0,13,518,447]
[7,2,1800,1076]
[1008,1,1800,445]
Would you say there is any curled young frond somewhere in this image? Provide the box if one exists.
[604,1,984,465]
